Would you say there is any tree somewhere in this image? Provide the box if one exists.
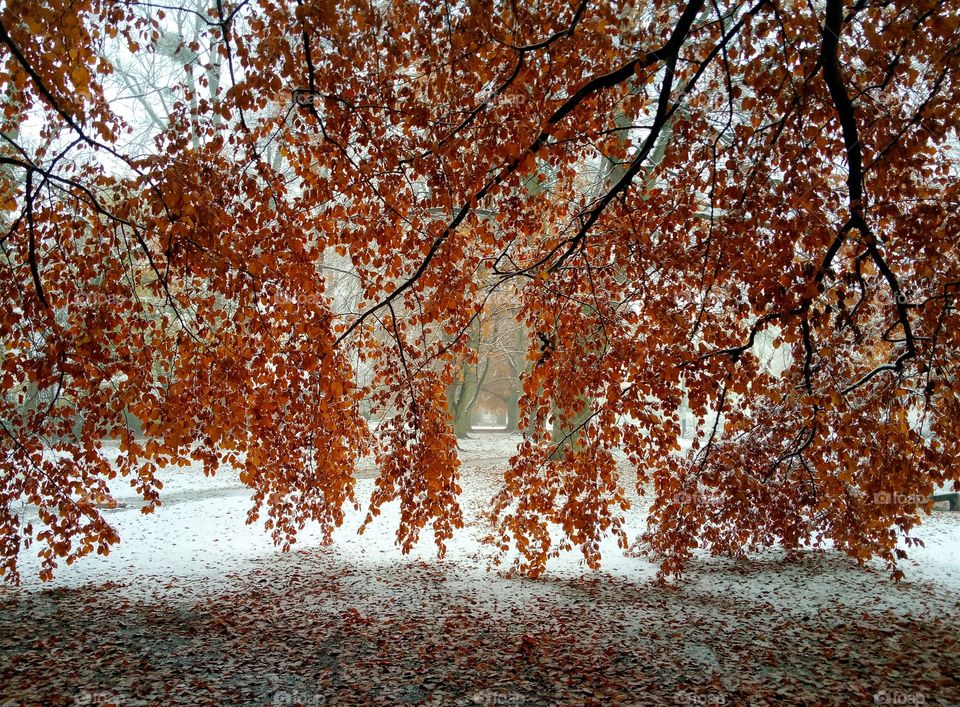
[1,0,959,582]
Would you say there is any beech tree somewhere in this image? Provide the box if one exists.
[1,0,959,583]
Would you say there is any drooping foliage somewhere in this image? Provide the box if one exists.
[2,0,959,582]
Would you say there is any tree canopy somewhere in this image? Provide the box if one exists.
[1,0,959,583]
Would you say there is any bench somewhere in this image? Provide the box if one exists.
[931,493,960,511]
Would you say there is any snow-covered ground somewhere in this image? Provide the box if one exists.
[10,432,960,603]
[10,433,536,594]
[1,432,958,705]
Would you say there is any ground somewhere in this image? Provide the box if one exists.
[1,433,958,706]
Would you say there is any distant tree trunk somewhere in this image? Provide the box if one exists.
[450,359,489,438]
[452,362,476,438]
[505,323,527,433]
[447,324,485,438]
[505,391,520,432]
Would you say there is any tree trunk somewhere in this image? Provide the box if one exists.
[505,389,520,432]
[505,322,528,433]
[450,359,479,438]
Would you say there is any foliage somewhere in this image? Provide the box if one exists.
[1,0,959,582]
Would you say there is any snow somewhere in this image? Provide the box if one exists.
[9,432,960,615]
[2,432,959,705]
